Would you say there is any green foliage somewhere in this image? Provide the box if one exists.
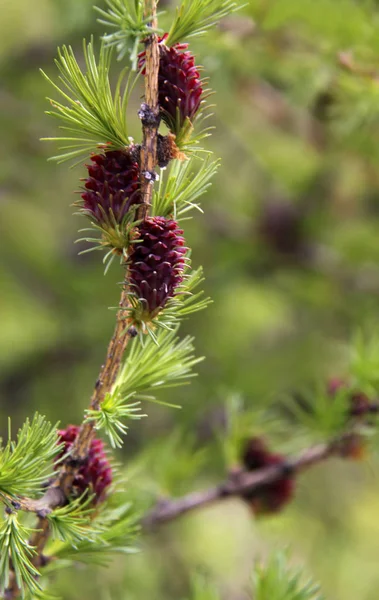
[76,207,139,274]
[0,512,40,598]
[136,431,207,497]
[173,102,214,155]
[86,395,146,448]
[279,332,379,442]
[185,554,324,600]
[252,552,324,600]
[0,415,60,499]
[124,264,211,343]
[95,0,161,69]
[47,496,98,546]
[95,0,241,67]
[350,332,379,393]
[281,385,350,442]
[159,265,212,323]
[41,41,135,163]
[49,501,139,566]
[152,157,220,218]
[336,70,379,141]
[186,575,220,600]
[220,393,290,466]
[260,0,370,44]
[166,0,239,47]
[113,326,203,405]
[222,394,259,466]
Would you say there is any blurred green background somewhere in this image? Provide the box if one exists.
[2,0,379,598]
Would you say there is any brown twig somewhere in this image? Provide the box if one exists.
[138,0,160,220]
[142,435,356,529]
[70,283,132,463]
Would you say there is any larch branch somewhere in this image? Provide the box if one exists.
[142,435,356,529]
[4,3,161,596]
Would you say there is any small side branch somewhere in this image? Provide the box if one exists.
[2,488,65,517]
[142,436,353,529]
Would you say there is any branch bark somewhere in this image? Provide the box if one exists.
[138,0,160,220]
[70,283,132,463]
[142,435,357,529]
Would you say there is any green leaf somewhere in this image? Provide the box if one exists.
[157,265,212,326]
[0,415,60,498]
[41,40,136,163]
[49,501,139,565]
[121,263,211,344]
[75,205,140,269]
[252,552,324,600]
[113,327,203,403]
[137,430,207,497]
[262,0,368,45]
[281,385,349,441]
[95,0,162,69]
[166,0,240,47]
[47,496,99,547]
[350,331,379,392]
[0,512,40,598]
[152,156,220,218]
[86,395,146,448]
[185,575,220,600]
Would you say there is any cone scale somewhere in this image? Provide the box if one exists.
[139,36,204,134]
[57,425,112,505]
[80,149,141,227]
[128,216,187,322]
[241,437,294,516]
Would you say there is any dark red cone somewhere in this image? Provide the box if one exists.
[129,217,187,319]
[241,437,294,516]
[80,149,140,227]
[139,36,203,133]
[57,425,112,505]
[327,378,373,417]
[258,199,306,258]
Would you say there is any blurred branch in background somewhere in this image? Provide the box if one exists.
[142,433,365,529]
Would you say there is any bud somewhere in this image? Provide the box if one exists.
[57,425,112,505]
[138,35,204,135]
[339,433,367,461]
[241,437,294,516]
[79,148,141,252]
[258,199,308,260]
[128,216,187,323]
[327,378,373,417]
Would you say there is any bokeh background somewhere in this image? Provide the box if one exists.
[2,0,379,598]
